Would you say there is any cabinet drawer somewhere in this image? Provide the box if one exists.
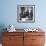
[3,36,23,46]
[3,32,23,36]
[3,36,23,44]
[32,36,45,44]
[32,44,44,46]
[24,32,44,36]
[24,36,32,46]
[3,43,23,46]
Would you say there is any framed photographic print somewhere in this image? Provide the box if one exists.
[17,5,35,23]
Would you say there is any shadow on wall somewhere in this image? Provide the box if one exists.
[0,24,7,43]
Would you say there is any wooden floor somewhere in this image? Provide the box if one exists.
[0,44,2,46]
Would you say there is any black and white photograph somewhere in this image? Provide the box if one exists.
[17,5,35,23]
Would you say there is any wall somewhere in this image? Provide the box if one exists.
[0,0,46,29]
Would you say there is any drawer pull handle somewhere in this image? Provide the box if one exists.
[32,39,36,40]
[9,38,12,40]
[9,38,13,40]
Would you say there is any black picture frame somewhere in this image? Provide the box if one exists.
[17,5,35,23]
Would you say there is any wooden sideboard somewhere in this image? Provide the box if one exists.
[2,32,45,46]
